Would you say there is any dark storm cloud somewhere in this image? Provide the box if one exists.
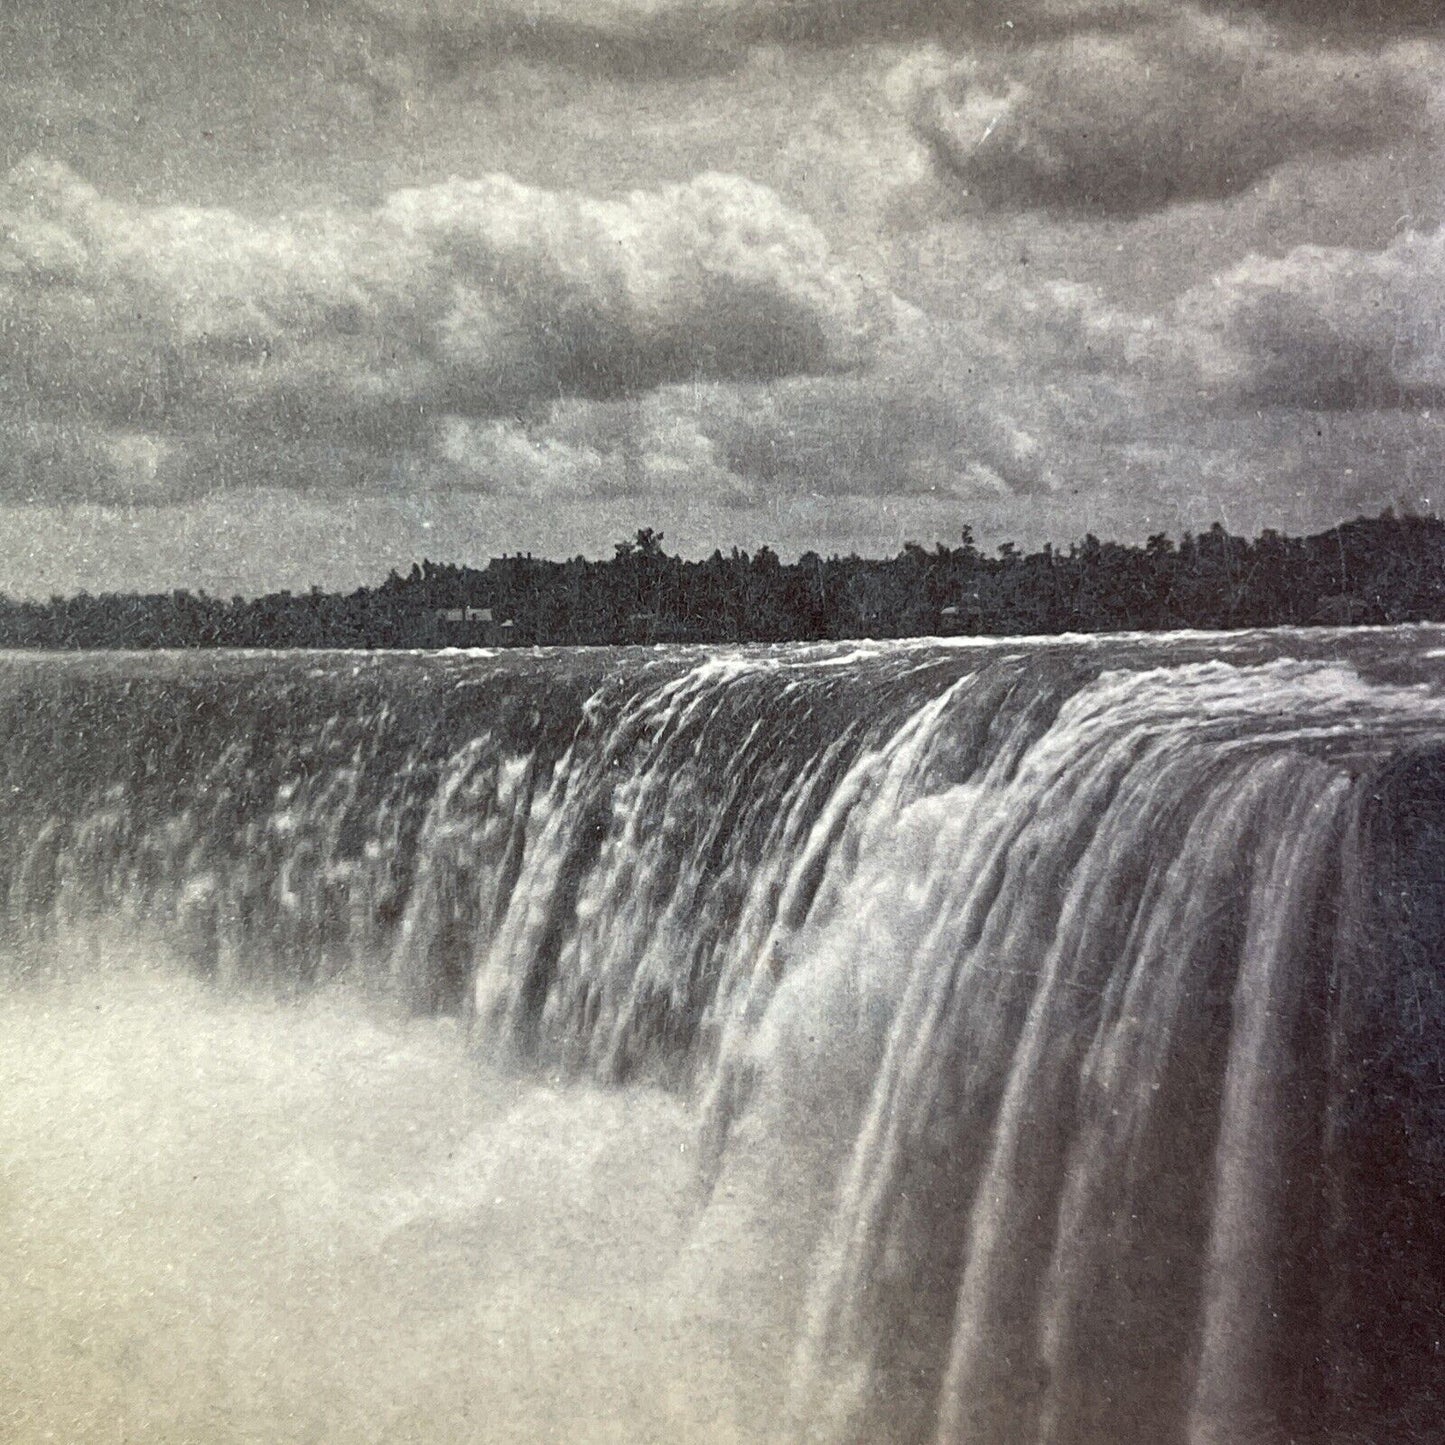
[0,158,886,499]
[337,0,1152,82]
[332,0,1442,85]
[907,11,1437,217]
[1241,0,1443,35]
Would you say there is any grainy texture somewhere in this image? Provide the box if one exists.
[0,0,1442,593]
[2,6,1442,1444]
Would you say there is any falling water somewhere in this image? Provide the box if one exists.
[1,631,1442,1444]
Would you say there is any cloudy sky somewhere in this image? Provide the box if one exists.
[0,0,1441,596]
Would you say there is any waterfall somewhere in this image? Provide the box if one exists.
[2,633,1443,1444]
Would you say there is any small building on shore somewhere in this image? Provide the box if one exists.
[937,593,983,633]
[431,606,508,644]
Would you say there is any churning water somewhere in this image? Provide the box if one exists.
[1,631,1443,1444]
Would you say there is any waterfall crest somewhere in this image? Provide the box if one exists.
[3,633,1444,1444]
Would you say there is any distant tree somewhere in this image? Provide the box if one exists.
[5,509,1444,649]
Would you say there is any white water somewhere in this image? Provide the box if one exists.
[0,947,810,1445]
[2,635,1444,1444]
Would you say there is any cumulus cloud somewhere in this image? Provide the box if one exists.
[673,307,1077,502]
[432,402,759,505]
[0,157,884,479]
[906,10,1438,216]
[1183,227,1445,408]
[420,290,1107,516]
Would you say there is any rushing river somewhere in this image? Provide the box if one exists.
[2,631,1443,1445]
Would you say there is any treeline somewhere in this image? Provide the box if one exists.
[3,512,1444,649]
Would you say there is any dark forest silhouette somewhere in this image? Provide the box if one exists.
[4,511,1443,649]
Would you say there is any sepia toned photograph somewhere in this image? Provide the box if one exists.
[1,1,1443,1442]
